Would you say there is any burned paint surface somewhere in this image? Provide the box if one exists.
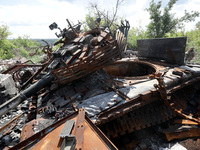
[137,37,186,65]
[15,109,117,150]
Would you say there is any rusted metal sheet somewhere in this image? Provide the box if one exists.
[161,126,200,141]
[137,37,187,65]
[74,108,85,149]
[20,118,44,142]
[10,109,117,150]
[0,113,24,133]
[9,111,78,150]
[174,119,199,125]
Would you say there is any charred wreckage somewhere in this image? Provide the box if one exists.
[0,19,200,150]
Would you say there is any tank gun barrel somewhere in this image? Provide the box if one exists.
[0,73,54,117]
[0,19,127,117]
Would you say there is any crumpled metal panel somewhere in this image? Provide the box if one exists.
[118,79,157,100]
[76,91,124,117]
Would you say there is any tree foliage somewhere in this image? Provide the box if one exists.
[0,24,11,39]
[11,35,40,48]
[196,21,200,29]
[127,27,148,49]
[11,35,41,57]
[146,0,200,38]
[0,24,15,59]
[0,24,42,60]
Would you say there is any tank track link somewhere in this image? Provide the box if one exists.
[98,100,176,138]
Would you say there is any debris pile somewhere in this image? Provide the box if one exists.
[0,57,28,72]
[0,74,18,105]
[1,19,200,150]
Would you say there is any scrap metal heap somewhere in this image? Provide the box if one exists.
[1,19,200,149]
[0,19,124,117]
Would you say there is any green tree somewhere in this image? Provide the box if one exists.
[0,24,43,60]
[0,24,11,39]
[0,24,15,59]
[127,27,148,49]
[11,35,40,49]
[196,21,200,29]
[11,35,42,57]
[146,0,200,38]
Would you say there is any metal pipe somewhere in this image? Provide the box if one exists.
[66,19,78,37]
[0,73,54,117]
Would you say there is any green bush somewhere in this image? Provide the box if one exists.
[0,24,15,59]
[20,47,29,57]
[127,27,148,49]
[0,39,15,59]
[10,35,43,59]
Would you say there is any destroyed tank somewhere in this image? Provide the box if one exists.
[1,19,200,149]
[0,19,125,116]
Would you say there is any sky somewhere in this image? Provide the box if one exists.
[0,0,200,39]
